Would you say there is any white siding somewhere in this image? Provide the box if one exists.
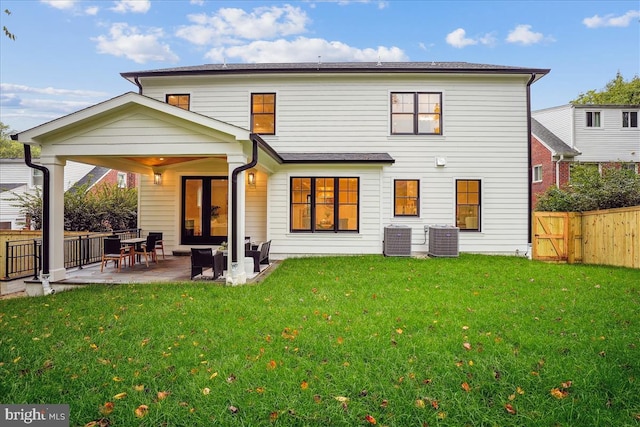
[141,73,533,256]
[532,105,573,145]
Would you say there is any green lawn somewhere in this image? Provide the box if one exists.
[1,254,639,426]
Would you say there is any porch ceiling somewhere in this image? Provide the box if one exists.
[123,156,207,167]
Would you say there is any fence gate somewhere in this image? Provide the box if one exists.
[532,212,569,261]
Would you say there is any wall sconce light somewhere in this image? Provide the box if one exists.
[153,172,162,185]
[247,171,256,188]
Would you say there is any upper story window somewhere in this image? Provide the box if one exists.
[585,111,601,128]
[622,111,638,128]
[456,179,480,231]
[391,92,442,135]
[290,177,359,233]
[394,179,419,216]
[166,94,190,110]
[251,93,276,134]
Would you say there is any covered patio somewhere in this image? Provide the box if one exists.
[20,254,278,296]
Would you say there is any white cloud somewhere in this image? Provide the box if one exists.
[204,36,407,63]
[111,0,151,14]
[85,6,99,15]
[176,5,310,45]
[92,23,179,64]
[583,10,640,28]
[40,0,76,10]
[445,28,477,48]
[506,24,552,45]
[0,83,107,98]
[336,0,389,9]
[190,0,205,5]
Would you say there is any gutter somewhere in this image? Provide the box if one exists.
[21,144,54,295]
[133,76,143,94]
[526,73,536,255]
[229,134,261,265]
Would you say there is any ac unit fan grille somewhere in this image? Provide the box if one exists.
[428,226,459,257]
[384,225,411,256]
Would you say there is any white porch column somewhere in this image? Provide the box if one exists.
[226,155,248,285]
[41,156,67,282]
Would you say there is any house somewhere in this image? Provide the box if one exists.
[11,61,549,285]
[0,159,136,230]
[531,104,640,207]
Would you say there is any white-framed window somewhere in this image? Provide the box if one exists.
[622,111,638,128]
[585,111,601,128]
[30,168,43,187]
[622,163,638,173]
[533,165,542,183]
[117,172,127,188]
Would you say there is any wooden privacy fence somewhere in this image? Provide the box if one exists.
[532,206,640,269]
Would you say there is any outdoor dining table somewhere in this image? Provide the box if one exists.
[121,237,146,266]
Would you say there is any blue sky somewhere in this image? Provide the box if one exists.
[0,0,638,133]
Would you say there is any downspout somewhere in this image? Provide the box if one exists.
[526,73,536,257]
[22,144,54,295]
[133,77,143,94]
[555,154,565,188]
[230,134,259,265]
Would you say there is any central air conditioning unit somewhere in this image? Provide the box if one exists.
[428,225,459,257]
[383,225,412,256]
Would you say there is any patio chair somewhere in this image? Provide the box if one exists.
[148,232,165,259]
[101,237,131,272]
[133,234,158,267]
[191,248,223,280]
[245,240,271,273]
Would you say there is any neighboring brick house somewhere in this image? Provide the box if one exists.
[530,118,580,207]
[532,104,640,208]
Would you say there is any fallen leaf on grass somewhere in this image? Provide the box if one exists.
[463,342,472,351]
[301,380,309,390]
[157,391,170,400]
[364,414,377,424]
[202,388,211,395]
[228,405,239,414]
[99,402,114,416]
[134,405,148,418]
[113,392,127,400]
[550,388,568,399]
[334,396,349,403]
[504,403,517,414]
[461,382,471,392]
[415,399,425,408]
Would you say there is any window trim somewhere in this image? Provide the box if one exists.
[166,93,190,110]
[455,179,481,232]
[585,111,602,128]
[390,91,442,135]
[622,111,638,128]
[532,165,542,183]
[394,179,420,217]
[251,92,276,135]
[290,176,359,233]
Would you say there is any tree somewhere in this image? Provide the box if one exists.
[572,72,640,105]
[3,9,15,40]
[0,122,40,158]
[535,163,640,212]
[7,180,138,231]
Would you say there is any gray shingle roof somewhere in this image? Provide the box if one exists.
[278,152,394,164]
[531,119,580,157]
[122,61,549,80]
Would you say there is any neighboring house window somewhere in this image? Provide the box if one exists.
[251,93,276,134]
[456,179,480,231]
[622,163,638,173]
[391,92,442,135]
[585,111,601,128]
[533,165,542,183]
[117,172,127,188]
[290,177,359,232]
[622,111,638,128]
[394,179,419,216]
[166,94,190,110]
[31,169,43,187]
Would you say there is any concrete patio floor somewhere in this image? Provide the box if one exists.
[1,255,278,298]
